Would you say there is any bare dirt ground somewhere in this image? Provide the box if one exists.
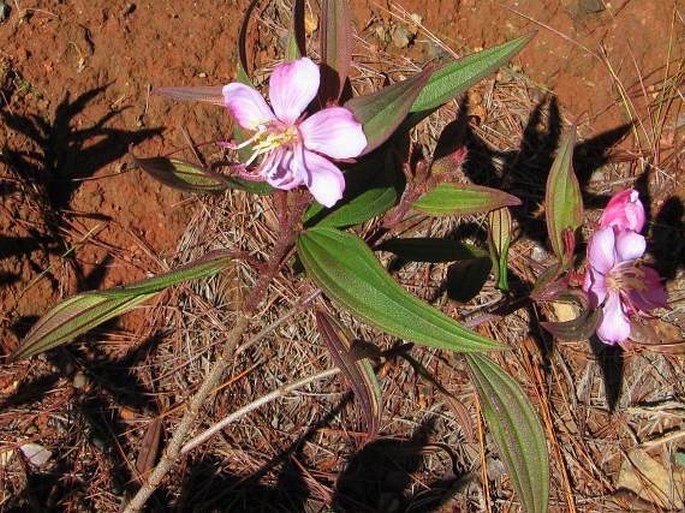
[1,1,683,512]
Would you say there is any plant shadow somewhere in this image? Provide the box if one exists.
[333,418,469,513]
[1,330,166,511]
[1,84,161,210]
[0,83,162,298]
[171,395,355,512]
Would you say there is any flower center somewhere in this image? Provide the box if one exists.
[606,262,647,293]
[237,123,300,167]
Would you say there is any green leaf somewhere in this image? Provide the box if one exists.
[134,156,229,193]
[488,207,513,291]
[411,35,531,114]
[316,311,383,436]
[378,237,487,263]
[345,67,432,155]
[304,154,400,228]
[446,257,492,303]
[285,0,305,60]
[412,183,521,216]
[307,185,397,228]
[545,128,583,268]
[12,251,233,360]
[466,354,549,513]
[320,0,352,102]
[297,227,504,353]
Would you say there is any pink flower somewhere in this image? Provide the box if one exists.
[222,58,367,207]
[599,189,646,232]
[583,226,667,345]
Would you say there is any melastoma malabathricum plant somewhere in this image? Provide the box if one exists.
[583,189,667,345]
[222,57,367,207]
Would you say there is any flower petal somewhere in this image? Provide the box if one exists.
[587,227,616,274]
[615,230,646,262]
[627,267,668,312]
[222,83,275,130]
[299,107,367,159]
[583,266,608,307]
[262,149,302,190]
[298,150,345,207]
[599,189,645,232]
[269,58,320,124]
[596,292,631,345]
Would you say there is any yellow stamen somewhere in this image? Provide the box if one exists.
[241,124,299,168]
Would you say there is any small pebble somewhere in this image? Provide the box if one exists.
[73,371,88,390]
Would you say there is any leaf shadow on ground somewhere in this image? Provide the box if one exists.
[1,83,161,210]
[169,394,354,512]
[1,330,166,512]
[589,336,624,411]
[333,417,469,513]
[452,95,632,247]
[633,172,685,281]
[0,83,162,299]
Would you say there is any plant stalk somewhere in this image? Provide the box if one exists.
[123,314,249,512]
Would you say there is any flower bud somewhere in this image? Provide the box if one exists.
[598,189,645,232]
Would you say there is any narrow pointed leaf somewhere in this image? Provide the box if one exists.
[378,237,486,263]
[545,128,582,268]
[466,354,549,513]
[297,227,504,353]
[153,86,225,106]
[306,185,397,228]
[411,35,532,114]
[530,263,565,302]
[320,0,352,102]
[12,251,233,360]
[316,311,382,436]
[488,207,513,291]
[134,156,229,193]
[285,0,305,60]
[412,183,521,216]
[345,67,432,155]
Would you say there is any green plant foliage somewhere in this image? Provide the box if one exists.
[345,67,432,154]
[297,227,504,353]
[306,185,398,228]
[12,251,233,360]
[320,0,352,102]
[488,207,513,291]
[316,311,382,436]
[466,354,550,513]
[412,183,521,216]
[410,35,532,114]
[545,128,583,268]
[134,156,229,193]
